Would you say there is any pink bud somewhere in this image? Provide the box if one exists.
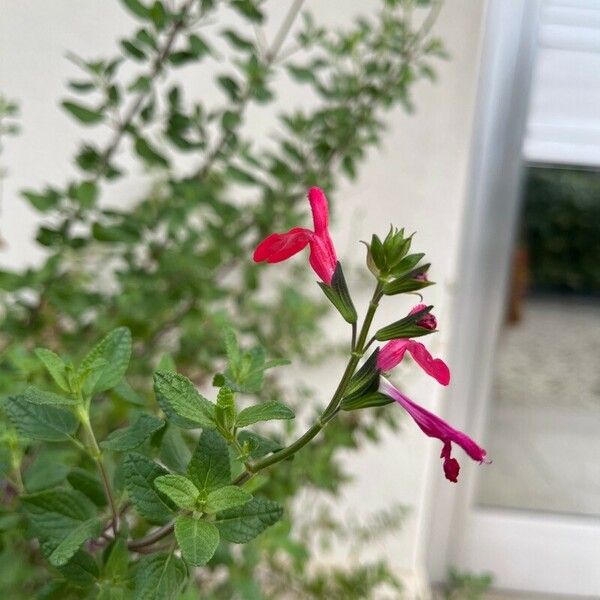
[409,304,437,330]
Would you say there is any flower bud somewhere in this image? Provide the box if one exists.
[409,304,437,330]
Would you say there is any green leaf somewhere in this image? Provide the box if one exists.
[67,468,107,507]
[58,550,99,587]
[154,370,215,429]
[121,0,150,19]
[133,552,186,600]
[101,414,164,451]
[49,518,103,566]
[123,453,175,524]
[235,401,295,428]
[79,327,132,393]
[62,101,104,125]
[174,516,219,566]
[205,486,251,513]
[134,136,169,168]
[216,496,283,543]
[34,348,70,391]
[187,430,230,493]
[153,474,199,511]
[22,488,98,563]
[237,431,282,459]
[104,535,129,581]
[5,395,78,441]
[22,385,78,406]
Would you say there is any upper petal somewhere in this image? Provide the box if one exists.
[308,235,337,285]
[307,187,330,236]
[253,227,312,263]
[377,339,411,371]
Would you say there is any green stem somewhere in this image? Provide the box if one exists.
[78,407,119,537]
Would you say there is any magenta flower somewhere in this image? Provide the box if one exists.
[253,187,337,285]
[380,378,489,482]
[409,303,437,330]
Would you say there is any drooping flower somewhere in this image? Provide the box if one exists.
[253,187,337,285]
[380,378,488,482]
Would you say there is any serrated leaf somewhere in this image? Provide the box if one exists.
[34,348,70,391]
[104,535,129,581]
[175,516,219,566]
[58,550,99,587]
[22,488,97,563]
[79,327,132,393]
[205,486,251,513]
[216,496,283,543]
[154,474,199,511]
[49,518,103,566]
[235,401,294,428]
[5,395,78,441]
[123,453,174,524]
[187,430,230,493]
[101,414,164,451]
[133,552,186,600]
[154,370,215,429]
[67,468,107,507]
[23,385,78,406]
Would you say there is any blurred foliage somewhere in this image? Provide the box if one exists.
[442,568,493,600]
[523,166,600,294]
[0,0,445,597]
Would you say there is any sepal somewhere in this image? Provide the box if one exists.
[375,305,436,341]
[341,350,380,405]
[318,262,357,324]
[382,263,433,296]
[341,392,393,411]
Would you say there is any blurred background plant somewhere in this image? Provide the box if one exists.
[0,0,444,597]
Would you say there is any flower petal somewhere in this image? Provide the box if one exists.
[308,235,337,285]
[377,339,410,372]
[307,187,330,237]
[405,341,450,386]
[379,378,488,482]
[253,227,312,263]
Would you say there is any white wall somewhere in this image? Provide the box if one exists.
[0,1,485,594]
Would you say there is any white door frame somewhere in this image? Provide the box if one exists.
[422,0,600,596]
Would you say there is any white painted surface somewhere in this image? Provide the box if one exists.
[0,0,486,591]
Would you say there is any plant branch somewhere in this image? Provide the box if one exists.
[191,0,305,179]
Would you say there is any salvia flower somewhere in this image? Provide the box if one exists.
[253,187,337,285]
[376,305,449,385]
[380,378,489,482]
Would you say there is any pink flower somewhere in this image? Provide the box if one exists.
[409,303,437,330]
[380,378,488,482]
[377,339,450,385]
[253,187,337,285]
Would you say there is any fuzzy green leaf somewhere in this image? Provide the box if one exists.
[205,486,251,513]
[67,468,106,507]
[23,385,78,406]
[133,552,186,600]
[49,518,103,566]
[154,370,215,429]
[216,496,283,543]
[186,430,230,493]
[101,414,164,451]
[175,516,220,566]
[154,474,199,511]
[34,348,70,391]
[123,453,175,524]
[235,401,294,428]
[79,327,132,393]
[5,395,78,441]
